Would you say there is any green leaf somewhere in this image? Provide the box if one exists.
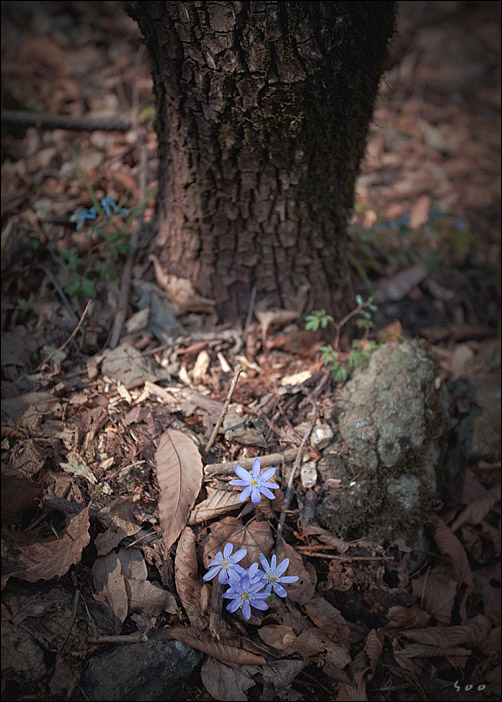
[81,279,97,299]
[355,294,363,306]
[65,277,81,297]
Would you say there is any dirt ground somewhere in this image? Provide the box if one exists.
[1,2,500,701]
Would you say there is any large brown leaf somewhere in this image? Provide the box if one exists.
[168,626,266,665]
[175,526,206,624]
[430,514,473,587]
[1,506,90,588]
[155,430,203,552]
[203,517,274,570]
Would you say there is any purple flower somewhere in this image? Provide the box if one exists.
[203,542,247,584]
[229,458,279,505]
[259,554,299,597]
[222,567,270,621]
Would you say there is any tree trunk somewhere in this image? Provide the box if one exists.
[127,1,396,319]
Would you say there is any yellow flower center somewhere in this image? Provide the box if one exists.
[270,576,276,582]
[221,561,228,567]
[251,479,258,485]
[242,592,248,600]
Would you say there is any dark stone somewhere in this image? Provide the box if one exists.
[78,631,202,701]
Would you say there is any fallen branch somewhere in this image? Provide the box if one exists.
[204,453,284,477]
[1,109,131,132]
[205,363,242,453]
[35,299,91,371]
[276,402,317,541]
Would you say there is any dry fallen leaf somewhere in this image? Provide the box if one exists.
[155,430,203,552]
[175,526,204,623]
[431,514,474,587]
[258,625,297,651]
[168,626,267,666]
[204,517,274,570]
[189,487,243,524]
[201,657,256,701]
[1,506,90,588]
[126,579,178,616]
[92,552,129,630]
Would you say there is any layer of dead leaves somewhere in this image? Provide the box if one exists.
[1,2,500,701]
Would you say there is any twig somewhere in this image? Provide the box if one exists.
[205,363,243,453]
[39,264,80,327]
[276,403,317,541]
[36,299,91,371]
[109,47,147,349]
[88,633,148,644]
[1,109,131,132]
[57,589,80,656]
[296,551,393,561]
[204,453,284,477]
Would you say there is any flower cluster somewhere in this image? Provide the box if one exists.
[202,458,298,620]
[70,195,129,231]
[203,543,299,620]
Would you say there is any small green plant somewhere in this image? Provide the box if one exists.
[41,146,158,300]
[305,295,378,382]
[304,309,334,331]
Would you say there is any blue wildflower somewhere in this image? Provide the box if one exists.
[222,567,270,621]
[203,542,247,584]
[229,458,279,505]
[258,553,299,597]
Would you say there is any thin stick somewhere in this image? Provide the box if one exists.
[88,633,148,644]
[205,363,242,453]
[39,264,80,327]
[204,452,283,477]
[57,589,80,655]
[36,299,91,371]
[296,551,393,561]
[1,109,131,132]
[276,403,317,541]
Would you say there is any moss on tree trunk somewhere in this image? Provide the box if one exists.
[127,1,396,318]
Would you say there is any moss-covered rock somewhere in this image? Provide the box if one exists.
[316,341,449,565]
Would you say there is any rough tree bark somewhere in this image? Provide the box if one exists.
[127,1,396,318]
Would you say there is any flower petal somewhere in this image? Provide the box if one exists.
[251,598,269,611]
[259,486,277,500]
[226,599,241,613]
[234,466,252,481]
[278,575,298,584]
[202,567,219,581]
[276,558,289,575]
[229,478,249,487]
[250,486,262,504]
[271,555,277,569]
[239,485,252,502]
[260,467,276,481]
[232,548,247,564]
[218,570,230,584]
[251,457,261,479]
[259,553,269,571]
[272,583,288,598]
[241,601,251,620]
[223,542,233,558]
[262,480,279,489]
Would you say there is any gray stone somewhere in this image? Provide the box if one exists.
[79,631,202,701]
[317,341,449,563]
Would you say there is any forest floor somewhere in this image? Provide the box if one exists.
[1,2,500,701]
